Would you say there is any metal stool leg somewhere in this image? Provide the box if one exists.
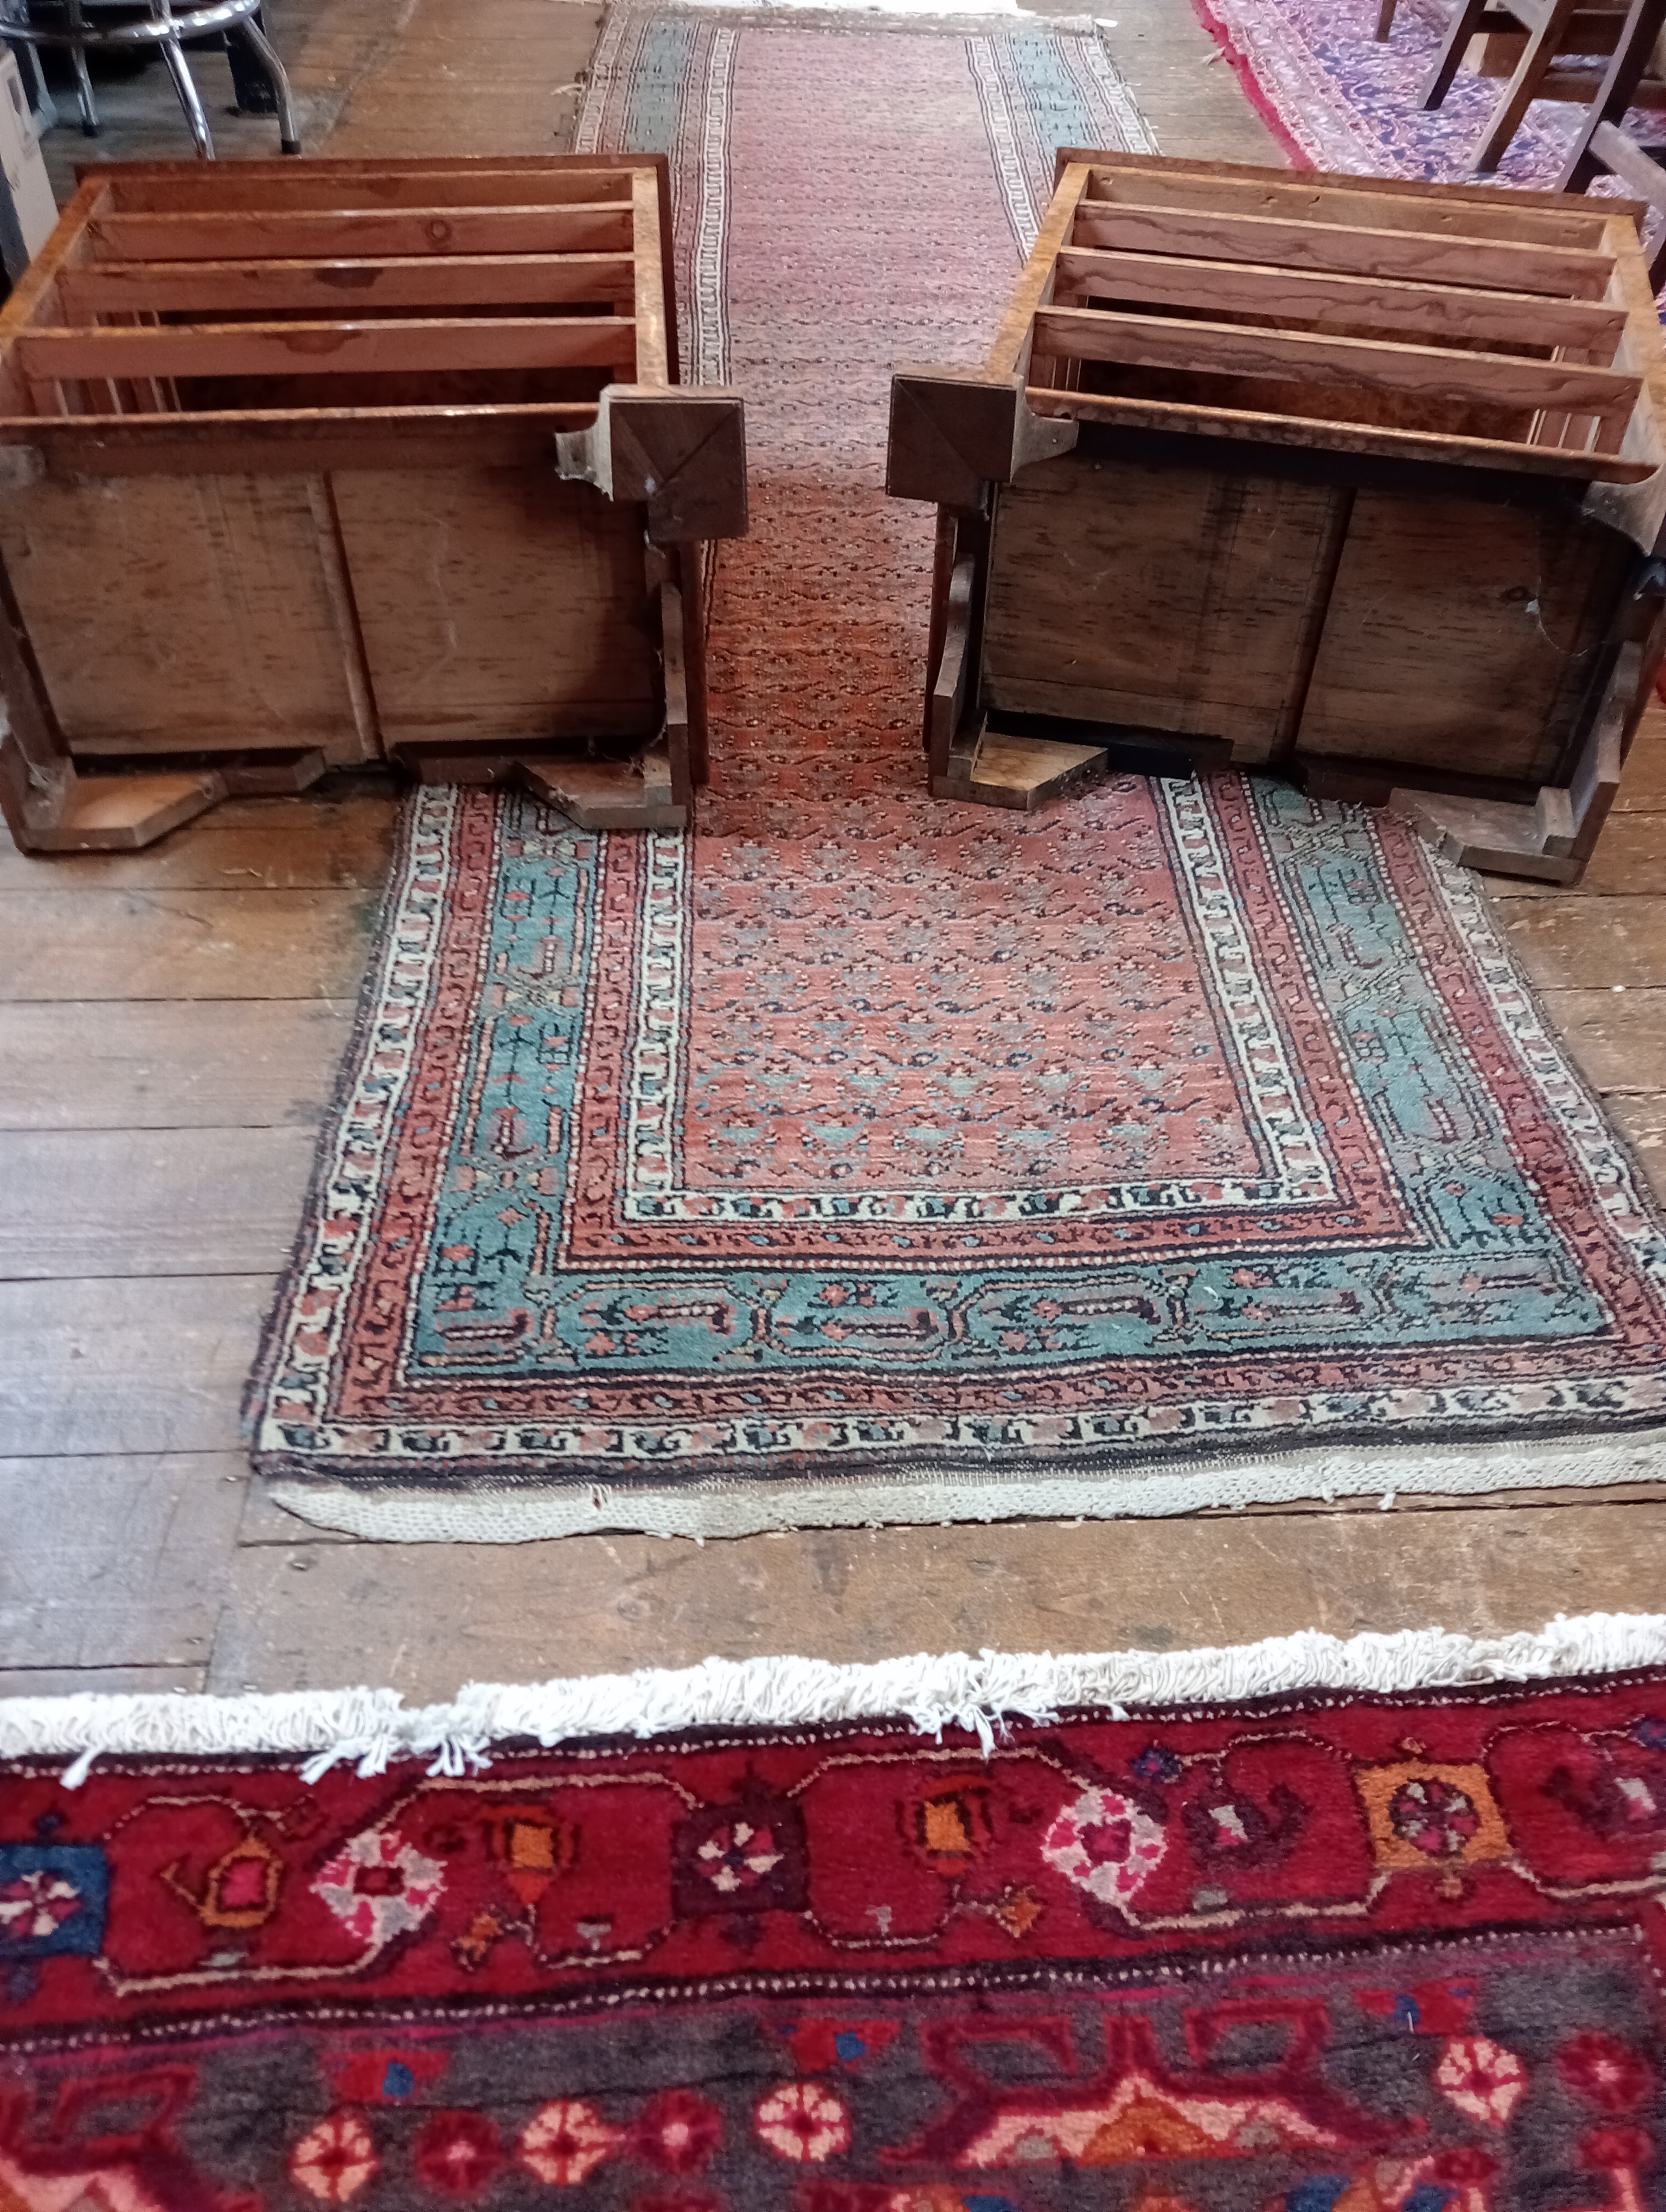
[233,11,299,152]
[158,33,213,157]
[65,0,98,134]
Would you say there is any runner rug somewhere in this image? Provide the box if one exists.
[246,9,1666,1541]
[2,1626,1665,2210]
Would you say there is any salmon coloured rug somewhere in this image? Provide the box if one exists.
[245,10,1666,1540]
[1,1621,1664,2210]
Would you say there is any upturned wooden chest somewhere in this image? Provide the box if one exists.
[0,155,746,853]
[887,152,1666,883]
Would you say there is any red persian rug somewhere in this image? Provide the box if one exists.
[2,1629,1665,2210]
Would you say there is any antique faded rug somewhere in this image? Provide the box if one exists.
[1,1619,1665,2208]
[246,11,1666,1540]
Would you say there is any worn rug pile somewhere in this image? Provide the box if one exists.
[245,10,1666,1541]
[2,1624,1665,2208]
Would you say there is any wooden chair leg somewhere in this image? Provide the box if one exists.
[1560,0,1666,187]
[1375,0,1400,38]
[1649,217,1666,293]
[1470,0,1581,168]
[1422,0,1491,108]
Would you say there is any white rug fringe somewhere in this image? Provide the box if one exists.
[2,1612,1662,1787]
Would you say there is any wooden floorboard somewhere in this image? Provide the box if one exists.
[0,1453,244,1670]
[0,795,395,894]
[321,0,605,162]
[1533,988,1666,1092]
[0,1127,317,1277]
[0,1276,269,1458]
[209,1502,1666,1701]
[0,1666,208,1695]
[0,1000,356,1130]
[1015,0,1281,163]
[0,888,379,1001]
[1494,899,1666,992]
[1607,1095,1666,1192]
[0,0,1663,1703]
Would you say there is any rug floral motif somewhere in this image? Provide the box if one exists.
[3,1670,1665,2208]
[246,12,1666,1535]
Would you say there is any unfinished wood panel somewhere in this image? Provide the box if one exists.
[1081,158,1616,247]
[331,467,660,745]
[0,473,376,761]
[1297,491,1630,783]
[107,165,637,214]
[983,451,1338,758]
[1068,201,1618,300]
[1036,301,1641,422]
[17,314,637,387]
[59,252,639,318]
[1055,243,1633,348]
[0,998,356,1128]
[87,205,637,263]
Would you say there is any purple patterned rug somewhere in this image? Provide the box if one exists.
[1191,0,1648,190]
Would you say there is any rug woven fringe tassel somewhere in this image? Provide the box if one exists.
[2,1611,1662,1786]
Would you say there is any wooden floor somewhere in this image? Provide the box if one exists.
[2,0,1664,1705]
